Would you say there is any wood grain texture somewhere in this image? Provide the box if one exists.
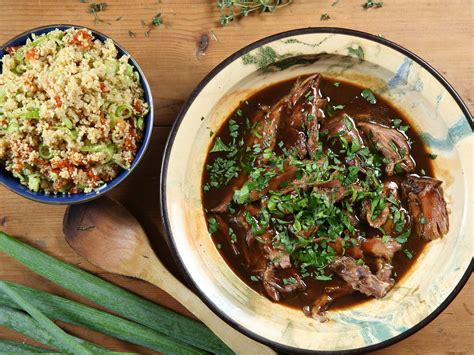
[0,0,472,353]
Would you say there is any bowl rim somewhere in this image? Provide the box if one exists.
[160,27,473,353]
[0,24,154,205]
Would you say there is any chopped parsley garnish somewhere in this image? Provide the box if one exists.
[403,249,413,259]
[334,82,341,87]
[250,275,259,282]
[282,277,297,285]
[229,228,237,243]
[208,217,218,234]
[210,137,232,153]
[395,229,411,244]
[427,153,437,160]
[361,89,377,104]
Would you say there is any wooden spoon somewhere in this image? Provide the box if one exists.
[63,196,275,355]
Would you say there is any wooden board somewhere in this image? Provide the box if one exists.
[0,1,472,353]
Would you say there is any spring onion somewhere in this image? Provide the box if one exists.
[105,59,118,74]
[111,130,124,144]
[22,108,40,120]
[80,143,107,153]
[0,282,204,354]
[61,117,73,129]
[116,103,133,119]
[0,340,54,353]
[0,282,93,354]
[6,120,19,133]
[31,36,47,47]
[112,158,131,170]
[14,47,26,62]
[0,306,106,353]
[14,63,27,74]
[136,116,145,131]
[124,63,133,76]
[0,232,232,355]
[105,144,116,162]
[39,144,53,160]
[27,174,41,192]
[0,88,5,103]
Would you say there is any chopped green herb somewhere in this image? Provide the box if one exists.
[419,216,427,225]
[207,217,218,234]
[229,228,237,243]
[403,249,413,259]
[250,275,259,282]
[333,104,345,111]
[320,13,330,21]
[210,137,231,153]
[363,0,383,9]
[334,82,340,87]
[427,153,437,160]
[395,229,411,244]
[361,89,377,104]
[282,277,297,285]
[356,258,365,265]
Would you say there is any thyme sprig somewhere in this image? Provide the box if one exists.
[217,0,293,26]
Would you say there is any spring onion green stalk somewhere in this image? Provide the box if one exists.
[112,158,131,170]
[22,108,40,120]
[136,116,145,131]
[14,47,26,62]
[105,59,118,74]
[61,117,74,129]
[30,36,47,47]
[0,232,233,355]
[80,143,108,153]
[0,282,204,354]
[38,144,53,160]
[0,306,106,353]
[116,104,133,119]
[6,120,19,133]
[0,340,54,353]
[0,281,93,354]
[27,174,41,192]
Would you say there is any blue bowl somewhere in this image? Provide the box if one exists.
[0,25,154,204]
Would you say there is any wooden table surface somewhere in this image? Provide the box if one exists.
[0,0,472,353]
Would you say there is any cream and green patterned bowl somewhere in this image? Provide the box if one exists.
[160,28,473,353]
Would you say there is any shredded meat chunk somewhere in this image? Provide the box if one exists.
[263,265,306,301]
[330,256,393,298]
[357,121,415,176]
[361,237,401,260]
[321,113,364,146]
[310,283,354,322]
[401,175,449,240]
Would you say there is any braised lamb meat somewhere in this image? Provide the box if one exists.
[203,74,448,322]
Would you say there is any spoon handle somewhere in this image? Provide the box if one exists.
[141,258,275,355]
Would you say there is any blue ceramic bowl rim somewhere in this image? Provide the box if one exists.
[0,24,154,204]
[160,27,473,354]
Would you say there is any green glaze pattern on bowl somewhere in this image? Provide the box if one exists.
[161,28,473,353]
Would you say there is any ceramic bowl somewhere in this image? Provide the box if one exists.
[161,28,473,353]
[0,25,154,204]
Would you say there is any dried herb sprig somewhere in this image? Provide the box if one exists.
[218,0,293,26]
[144,13,163,37]
[363,0,384,9]
[86,2,110,24]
